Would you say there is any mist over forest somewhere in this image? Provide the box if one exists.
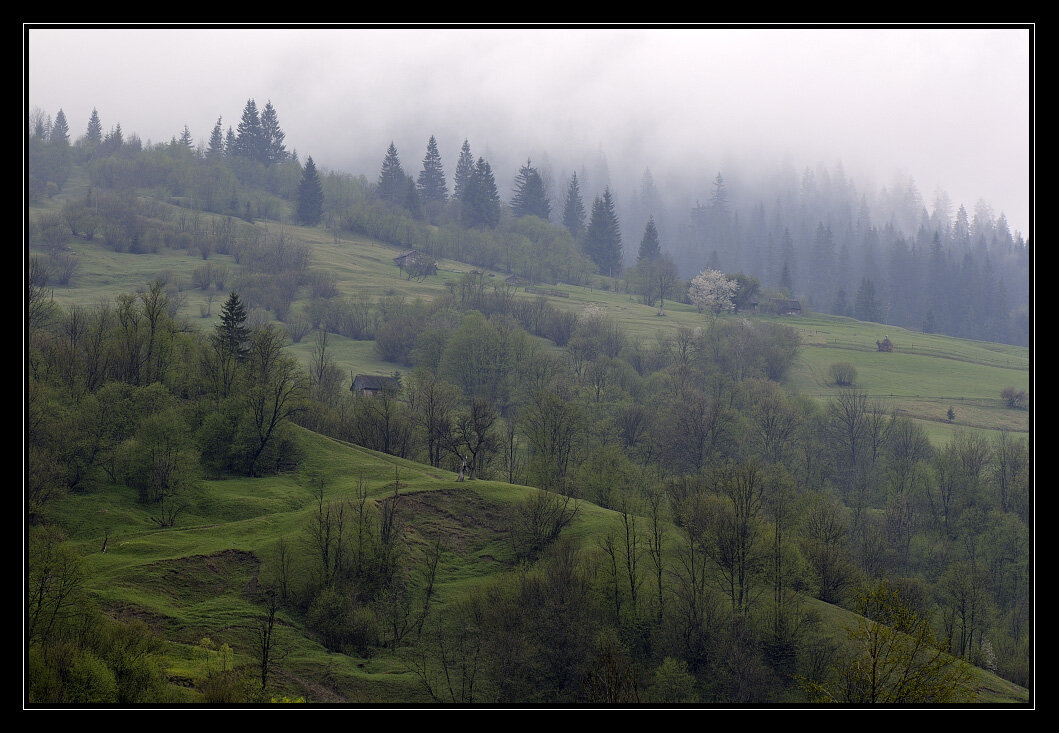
[24,26,1033,707]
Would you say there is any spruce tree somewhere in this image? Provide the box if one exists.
[463,157,501,228]
[214,292,250,358]
[51,109,69,146]
[212,292,250,399]
[234,99,263,162]
[377,142,406,206]
[510,159,551,221]
[260,100,288,166]
[224,127,237,157]
[453,139,474,201]
[404,175,424,219]
[416,135,448,204]
[178,125,194,149]
[296,155,324,225]
[562,172,586,239]
[85,108,102,147]
[638,216,661,261]
[584,188,623,277]
[207,117,226,159]
[855,277,881,322]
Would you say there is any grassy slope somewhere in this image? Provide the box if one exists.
[48,425,1028,703]
[33,193,1030,445]
[29,182,1030,703]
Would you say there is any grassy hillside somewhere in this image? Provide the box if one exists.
[29,185,1030,446]
[27,181,1031,704]
[45,425,1028,704]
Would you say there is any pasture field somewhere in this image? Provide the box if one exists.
[29,191,1030,446]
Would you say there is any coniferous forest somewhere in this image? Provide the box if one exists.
[26,94,1031,706]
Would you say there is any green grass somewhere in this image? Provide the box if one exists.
[29,184,1030,703]
[30,181,1029,446]
[43,425,1028,703]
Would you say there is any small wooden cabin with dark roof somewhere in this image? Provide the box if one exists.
[767,298,803,316]
[351,373,401,397]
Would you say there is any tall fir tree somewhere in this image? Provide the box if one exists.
[259,100,288,166]
[224,126,237,157]
[562,172,586,239]
[638,215,661,261]
[463,157,501,228]
[84,108,102,148]
[377,142,406,206]
[510,159,551,221]
[296,155,324,225]
[416,135,448,204]
[585,188,623,277]
[452,139,475,201]
[233,98,263,162]
[855,277,881,323]
[50,109,69,145]
[207,117,226,159]
[211,291,250,399]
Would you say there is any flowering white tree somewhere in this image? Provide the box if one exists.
[688,268,736,314]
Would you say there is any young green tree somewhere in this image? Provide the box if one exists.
[803,580,975,703]
[296,155,324,225]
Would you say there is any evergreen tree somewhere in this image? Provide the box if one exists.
[215,292,250,358]
[211,292,250,399]
[84,108,102,148]
[462,157,501,228]
[207,117,226,159]
[377,142,406,206]
[233,99,263,162]
[224,126,237,157]
[562,172,586,239]
[510,159,551,221]
[585,188,623,277]
[404,175,424,220]
[832,287,850,317]
[855,277,881,323]
[638,215,661,262]
[296,155,324,225]
[259,100,288,166]
[416,135,448,204]
[178,125,194,149]
[453,139,474,201]
[51,109,69,146]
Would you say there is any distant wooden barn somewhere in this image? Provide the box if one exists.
[351,373,401,397]
[393,250,437,278]
[876,336,894,353]
[767,298,802,316]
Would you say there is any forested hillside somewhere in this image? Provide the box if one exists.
[25,101,1031,705]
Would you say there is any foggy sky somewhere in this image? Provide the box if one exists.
[26,26,1032,237]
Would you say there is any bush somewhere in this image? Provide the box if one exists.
[829,362,857,386]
